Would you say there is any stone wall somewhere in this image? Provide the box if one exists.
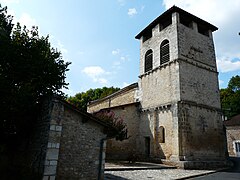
[54,101,107,180]
[104,103,140,161]
[138,107,174,160]
[177,23,216,68]
[28,98,108,180]
[139,62,180,109]
[178,102,226,161]
[177,19,220,109]
[225,126,240,156]
[179,60,220,108]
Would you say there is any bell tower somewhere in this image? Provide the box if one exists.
[135,6,228,168]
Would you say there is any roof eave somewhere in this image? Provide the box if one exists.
[135,6,218,40]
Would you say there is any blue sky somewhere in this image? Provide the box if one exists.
[1,0,240,96]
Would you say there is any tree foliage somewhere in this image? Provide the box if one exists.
[93,110,128,141]
[220,75,240,119]
[67,86,120,111]
[0,4,70,140]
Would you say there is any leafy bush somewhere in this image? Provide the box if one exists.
[94,110,128,141]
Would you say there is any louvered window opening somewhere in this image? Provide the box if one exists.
[145,50,153,73]
[159,16,172,31]
[160,41,169,65]
[143,30,152,42]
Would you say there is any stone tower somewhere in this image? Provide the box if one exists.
[135,6,227,168]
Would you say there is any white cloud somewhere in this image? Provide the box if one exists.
[121,54,130,62]
[112,48,129,68]
[82,66,108,84]
[163,0,240,73]
[122,82,130,88]
[57,40,68,54]
[219,80,224,86]
[98,78,108,84]
[217,58,240,73]
[18,12,37,29]
[6,11,37,30]
[7,9,16,17]
[113,61,121,66]
[162,0,240,26]
[112,49,120,55]
[49,36,68,56]
[128,8,137,16]
[117,0,125,6]
[120,56,126,61]
[62,88,77,97]
[1,0,19,5]
[82,66,105,77]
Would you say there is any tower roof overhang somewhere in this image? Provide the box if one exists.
[135,6,218,39]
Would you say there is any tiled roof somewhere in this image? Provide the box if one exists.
[88,82,138,105]
[223,114,240,126]
[54,96,112,128]
[135,5,218,39]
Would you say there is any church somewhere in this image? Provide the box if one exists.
[88,6,228,169]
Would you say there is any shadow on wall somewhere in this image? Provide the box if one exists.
[138,109,165,162]
[104,103,166,163]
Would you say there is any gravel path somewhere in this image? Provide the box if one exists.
[105,169,215,180]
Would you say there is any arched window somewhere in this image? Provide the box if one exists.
[160,40,170,65]
[145,49,153,73]
[158,126,165,143]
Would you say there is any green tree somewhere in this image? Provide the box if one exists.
[220,75,240,119]
[67,86,120,111]
[0,4,70,141]
[228,75,240,92]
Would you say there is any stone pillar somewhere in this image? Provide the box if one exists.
[170,103,180,161]
[192,21,198,33]
[172,12,179,25]
[153,109,159,157]
[43,99,64,180]
[99,140,107,180]
[208,30,213,38]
